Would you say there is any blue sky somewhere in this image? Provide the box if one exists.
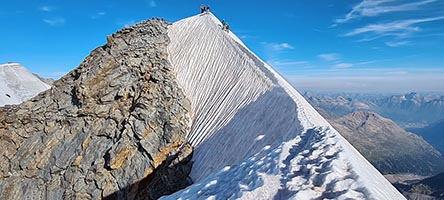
[1,0,443,93]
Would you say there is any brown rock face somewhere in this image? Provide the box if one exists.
[0,20,192,199]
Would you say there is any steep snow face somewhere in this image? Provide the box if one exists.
[166,13,404,199]
[0,63,51,106]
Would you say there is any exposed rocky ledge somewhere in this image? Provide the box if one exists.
[0,19,192,199]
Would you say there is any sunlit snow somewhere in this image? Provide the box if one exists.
[164,13,404,200]
[0,63,51,106]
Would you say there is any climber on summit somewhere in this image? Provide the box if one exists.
[200,4,205,13]
[224,23,230,32]
[221,19,229,32]
[206,5,211,13]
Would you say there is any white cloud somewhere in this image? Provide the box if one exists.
[148,0,157,8]
[336,0,437,23]
[266,43,294,51]
[335,63,353,68]
[384,71,408,75]
[354,60,380,65]
[385,41,409,47]
[318,53,340,61]
[261,42,295,62]
[344,16,444,37]
[275,43,294,50]
[267,60,308,67]
[91,12,106,19]
[43,18,65,26]
[39,6,55,12]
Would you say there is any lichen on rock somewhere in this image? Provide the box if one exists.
[0,19,192,200]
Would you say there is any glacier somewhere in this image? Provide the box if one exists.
[0,63,51,106]
[162,13,405,199]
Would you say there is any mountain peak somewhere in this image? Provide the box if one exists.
[0,63,51,106]
[351,110,378,119]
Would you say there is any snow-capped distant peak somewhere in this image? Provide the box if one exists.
[0,63,51,106]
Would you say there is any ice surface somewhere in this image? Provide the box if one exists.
[164,13,405,199]
[0,63,51,106]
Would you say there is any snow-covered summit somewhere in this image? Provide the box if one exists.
[0,63,51,106]
[164,13,404,199]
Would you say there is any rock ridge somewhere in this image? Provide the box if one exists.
[0,19,192,199]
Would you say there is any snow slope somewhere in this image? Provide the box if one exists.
[0,63,51,106]
[164,13,405,199]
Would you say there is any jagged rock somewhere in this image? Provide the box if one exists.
[0,19,192,199]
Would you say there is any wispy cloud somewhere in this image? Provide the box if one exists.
[39,6,55,12]
[354,60,380,65]
[91,12,106,19]
[267,60,308,67]
[318,53,340,61]
[262,42,294,51]
[273,43,294,50]
[335,63,353,68]
[384,70,408,75]
[336,0,437,23]
[385,41,409,47]
[318,53,378,69]
[344,16,444,37]
[43,18,65,26]
[148,0,157,8]
[239,34,258,40]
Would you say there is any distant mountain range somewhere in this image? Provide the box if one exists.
[375,92,444,128]
[330,111,444,176]
[305,92,444,199]
[304,92,444,128]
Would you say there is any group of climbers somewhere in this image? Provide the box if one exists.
[221,19,230,32]
[199,5,230,32]
[200,4,210,13]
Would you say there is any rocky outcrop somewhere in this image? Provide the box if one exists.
[331,111,444,176]
[0,19,192,199]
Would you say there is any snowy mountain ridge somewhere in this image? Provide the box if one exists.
[0,63,51,106]
[163,13,404,199]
